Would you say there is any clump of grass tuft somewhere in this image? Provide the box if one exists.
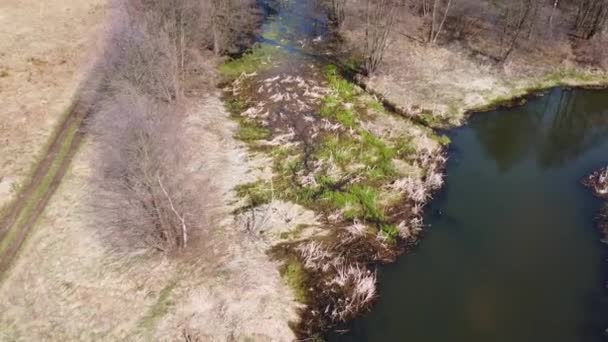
[320,97,356,128]
[431,134,451,146]
[235,181,273,207]
[323,64,357,101]
[323,185,384,222]
[234,120,271,142]
[418,111,445,128]
[225,97,248,115]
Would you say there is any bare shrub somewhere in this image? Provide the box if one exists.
[211,0,261,55]
[573,32,608,68]
[363,0,397,75]
[426,0,454,44]
[86,0,253,252]
[497,0,535,62]
[101,3,182,103]
[90,89,210,251]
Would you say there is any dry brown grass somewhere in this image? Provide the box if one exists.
[340,2,608,127]
[0,94,298,341]
[0,0,105,209]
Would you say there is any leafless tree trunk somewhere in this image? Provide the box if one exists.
[364,0,396,75]
[427,0,453,44]
[574,0,608,40]
[327,0,347,27]
[498,0,534,62]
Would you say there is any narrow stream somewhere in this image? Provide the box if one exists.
[331,88,608,341]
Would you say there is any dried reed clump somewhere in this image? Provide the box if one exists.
[389,149,446,238]
[294,236,379,323]
[584,166,608,198]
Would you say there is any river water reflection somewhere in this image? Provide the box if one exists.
[331,88,608,342]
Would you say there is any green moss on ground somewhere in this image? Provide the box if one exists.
[280,258,308,303]
[235,181,273,207]
[219,43,283,80]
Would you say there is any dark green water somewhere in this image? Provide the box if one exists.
[331,88,608,341]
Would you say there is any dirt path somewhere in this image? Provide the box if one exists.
[0,101,86,277]
[0,0,105,277]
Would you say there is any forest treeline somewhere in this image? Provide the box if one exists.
[326,0,608,74]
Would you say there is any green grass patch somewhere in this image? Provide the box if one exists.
[280,258,308,303]
[235,181,273,207]
[225,97,248,116]
[323,64,357,102]
[431,134,451,146]
[342,55,364,73]
[219,43,281,79]
[319,96,356,128]
[366,97,385,114]
[418,111,445,128]
[234,120,271,142]
[322,185,384,222]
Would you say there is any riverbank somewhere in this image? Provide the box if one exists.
[336,5,608,129]
[219,0,452,338]
[266,2,608,338]
[331,87,608,342]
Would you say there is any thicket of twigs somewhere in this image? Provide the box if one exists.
[329,0,608,75]
[87,0,258,252]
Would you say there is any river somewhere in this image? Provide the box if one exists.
[330,88,608,341]
[255,1,608,340]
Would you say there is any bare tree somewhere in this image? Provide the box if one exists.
[211,0,260,55]
[574,0,608,40]
[327,0,348,27]
[364,0,396,75]
[498,0,534,62]
[427,0,453,44]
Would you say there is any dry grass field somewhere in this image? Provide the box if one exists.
[0,1,300,340]
[0,94,299,341]
[0,0,105,208]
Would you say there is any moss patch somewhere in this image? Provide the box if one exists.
[219,43,283,80]
[280,258,308,303]
[235,181,273,208]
